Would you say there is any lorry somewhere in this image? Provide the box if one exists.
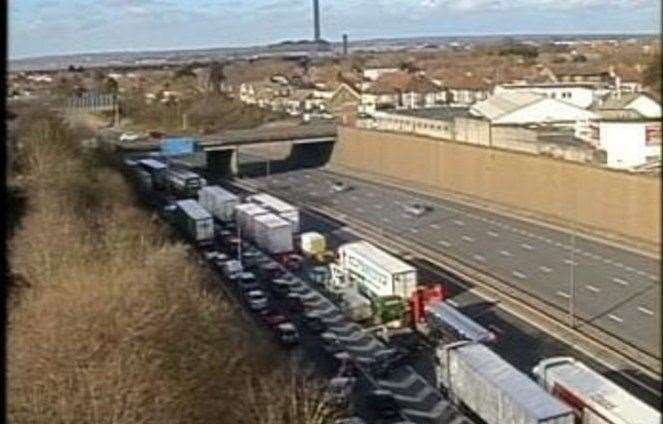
[198,185,239,223]
[425,300,495,343]
[248,193,300,233]
[337,241,417,300]
[173,199,214,244]
[533,357,661,424]
[300,231,326,256]
[253,213,293,254]
[234,203,268,242]
[138,158,168,190]
[165,168,202,198]
[436,341,575,424]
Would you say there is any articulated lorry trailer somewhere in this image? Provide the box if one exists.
[533,357,661,424]
[138,158,168,190]
[334,241,418,327]
[173,199,214,244]
[436,341,574,424]
[248,193,300,233]
[198,185,239,223]
[253,213,293,254]
[164,168,202,199]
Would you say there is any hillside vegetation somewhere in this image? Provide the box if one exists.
[7,107,336,423]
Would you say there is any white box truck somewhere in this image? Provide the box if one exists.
[234,203,268,241]
[174,199,214,243]
[436,341,574,424]
[253,213,293,254]
[248,193,300,233]
[198,185,239,223]
[337,241,417,300]
[533,357,661,424]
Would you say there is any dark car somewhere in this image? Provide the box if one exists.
[302,312,326,334]
[261,309,289,329]
[366,390,400,419]
[275,322,300,347]
[285,293,305,314]
[282,254,304,272]
[260,261,285,281]
[271,278,295,299]
[369,348,410,378]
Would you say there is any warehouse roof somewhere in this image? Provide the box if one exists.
[387,106,474,121]
[470,91,544,121]
[340,241,415,275]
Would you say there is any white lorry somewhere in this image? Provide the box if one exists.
[234,203,268,241]
[248,193,300,233]
[336,241,417,300]
[436,341,575,424]
[198,185,239,223]
[253,213,293,254]
[173,199,214,244]
[533,357,661,424]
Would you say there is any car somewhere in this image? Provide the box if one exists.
[223,260,244,281]
[245,290,269,311]
[282,254,303,271]
[404,202,429,216]
[242,249,262,269]
[334,418,367,424]
[202,250,220,262]
[331,180,351,192]
[334,352,359,378]
[366,390,400,419]
[308,266,330,285]
[285,293,304,313]
[213,253,230,269]
[302,311,326,334]
[275,322,300,346]
[369,348,410,378]
[261,310,289,329]
[119,132,143,142]
[321,332,344,355]
[327,377,356,408]
[270,278,296,298]
[259,261,285,280]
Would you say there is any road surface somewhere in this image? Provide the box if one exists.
[238,166,661,361]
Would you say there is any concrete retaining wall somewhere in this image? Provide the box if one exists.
[330,126,660,246]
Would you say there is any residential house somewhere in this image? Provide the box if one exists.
[470,91,598,126]
[431,70,490,106]
[239,81,290,109]
[593,92,661,119]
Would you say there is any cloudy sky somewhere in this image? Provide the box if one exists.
[9,0,660,59]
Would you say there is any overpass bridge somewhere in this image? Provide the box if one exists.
[117,122,337,175]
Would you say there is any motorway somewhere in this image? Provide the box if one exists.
[236,166,661,360]
[214,175,662,410]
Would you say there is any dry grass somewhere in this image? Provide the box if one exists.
[8,107,339,424]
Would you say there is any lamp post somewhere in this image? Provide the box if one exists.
[569,230,576,328]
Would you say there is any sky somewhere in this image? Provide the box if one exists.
[9,0,661,59]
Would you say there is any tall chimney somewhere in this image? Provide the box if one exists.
[343,34,348,55]
[313,0,321,42]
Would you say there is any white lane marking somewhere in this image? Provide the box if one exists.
[447,299,459,307]
[513,271,527,279]
[488,231,499,237]
[539,266,552,273]
[563,259,577,266]
[438,240,451,247]
[500,250,512,257]
[624,266,635,272]
[304,174,311,178]
[590,254,601,260]
[608,314,624,323]
[557,291,570,298]
[331,199,339,204]
[586,285,600,293]
[401,214,410,219]
[453,220,465,226]
[582,251,592,257]
[603,258,613,264]
[473,254,485,262]
[612,277,629,286]
[310,191,317,196]
[638,307,654,316]
[367,192,375,197]
[430,223,440,229]
[462,236,474,242]
[350,196,358,201]
[648,275,659,281]
[555,242,563,247]
[382,218,390,223]
[520,243,534,250]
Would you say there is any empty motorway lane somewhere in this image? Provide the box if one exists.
[241,167,661,359]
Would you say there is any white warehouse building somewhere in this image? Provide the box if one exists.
[470,91,598,126]
[494,82,608,109]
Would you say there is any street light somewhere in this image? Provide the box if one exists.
[569,230,576,329]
